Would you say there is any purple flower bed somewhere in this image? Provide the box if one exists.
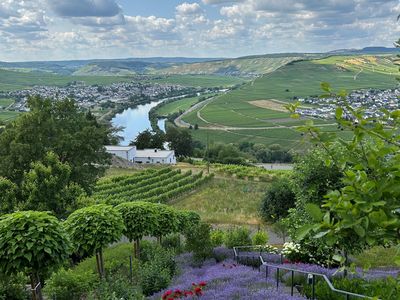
[150,252,306,300]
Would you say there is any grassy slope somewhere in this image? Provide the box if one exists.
[0,69,133,91]
[0,98,14,107]
[170,177,268,225]
[181,56,398,147]
[155,95,206,116]
[148,74,246,88]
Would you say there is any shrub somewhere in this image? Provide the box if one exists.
[161,233,183,253]
[139,241,176,277]
[185,222,213,265]
[0,273,29,300]
[44,268,97,300]
[260,178,295,222]
[88,275,142,300]
[140,262,171,296]
[252,231,269,246]
[210,229,225,247]
[212,247,233,263]
[224,227,252,249]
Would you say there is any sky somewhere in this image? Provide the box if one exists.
[0,0,399,61]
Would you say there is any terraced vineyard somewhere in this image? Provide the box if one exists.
[93,168,213,205]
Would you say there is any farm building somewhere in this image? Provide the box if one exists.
[105,146,176,165]
[105,145,136,161]
[134,149,176,165]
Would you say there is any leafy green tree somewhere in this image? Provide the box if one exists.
[0,96,113,192]
[151,204,179,242]
[115,201,158,258]
[260,178,296,222]
[185,222,213,264]
[177,210,201,234]
[288,83,400,265]
[64,204,125,278]
[0,177,18,215]
[165,126,193,157]
[130,129,165,149]
[0,211,71,300]
[21,152,85,218]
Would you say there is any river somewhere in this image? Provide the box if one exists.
[111,99,166,146]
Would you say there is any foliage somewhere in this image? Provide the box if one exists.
[252,231,269,246]
[0,211,71,298]
[260,178,295,222]
[205,143,248,165]
[288,83,400,260]
[210,229,225,247]
[130,129,165,149]
[0,176,17,215]
[166,126,193,157]
[43,268,97,300]
[151,204,180,238]
[45,243,141,300]
[139,241,176,296]
[0,272,29,300]
[64,204,124,259]
[0,96,113,192]
[185,222,213,264]
[161,233,183,253]
[239,142,293,163]
[21,151,85,218]
[177,210,201,234]
[213,163,286,181]
[271,218,290,243]
[224,227,252,248]
[93,168,212,205]
[115,201,158,242]
[303,276,400,300]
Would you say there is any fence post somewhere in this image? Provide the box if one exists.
[276,268,280,289]
[312,274,315,300]
[291,270,294,296]
[129,255,133,283]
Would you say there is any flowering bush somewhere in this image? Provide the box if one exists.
[282,242,304,263]
[262,244,279,254]
[161,282,207,299]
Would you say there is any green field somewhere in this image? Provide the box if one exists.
[0,69,134,91]
[155,95,210,116]
[0,98,14,107]
[179,56,398,147]
[0,111,20,122]
[149,74,246,88]
[170,177,268,225]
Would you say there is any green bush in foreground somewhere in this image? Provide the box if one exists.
[210,229,225,247]
[185,222,213,265]
[0,211,71,299]
[224,227,252,249]
[252,230,269,246]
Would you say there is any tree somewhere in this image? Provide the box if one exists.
[165,127,193,157]
[64,204,125,278]
[177,210,201,234]
[0,96,113,193]
[21,152,85,218]
[130,129,165,149]
[115,202,158,258]
[288,83,400,265]
[185,222,213,264]
[260,178,296,222]
[151,204,179,242]
[0,211,71,300]
[0,177,18,215]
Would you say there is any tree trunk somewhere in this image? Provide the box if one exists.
[99,250,105,278]
[95,252,104,279]
[134,239,140,259]
[158,236,162,244]
[30,273,43,300]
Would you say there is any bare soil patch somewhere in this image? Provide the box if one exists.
[248,99,287,112]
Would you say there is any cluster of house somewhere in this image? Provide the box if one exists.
[297,88,400,119]
[2,81,189,112]
[105,145,176,165]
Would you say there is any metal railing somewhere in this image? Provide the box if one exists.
[233,245,378,300]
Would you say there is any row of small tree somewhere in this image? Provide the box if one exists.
[0,202,200,300]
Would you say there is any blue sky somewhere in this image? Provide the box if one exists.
[0,0,399,61]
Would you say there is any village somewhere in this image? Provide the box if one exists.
[297,88,400,119]
[0,80,201,112]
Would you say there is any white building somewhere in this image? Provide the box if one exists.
[134,149,176,165]
[105,145,136,161]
